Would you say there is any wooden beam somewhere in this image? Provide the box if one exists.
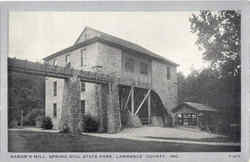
[131,86,134,114]
[148,91,151,124]
[135,89,151,115]
[123,87,132,110]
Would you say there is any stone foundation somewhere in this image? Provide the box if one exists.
[105,82,121,133]
[59,73,83,134]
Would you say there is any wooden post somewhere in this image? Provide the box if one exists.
[131,86,134,114]
[135,89,151,115]
[148,91,151,124]
[123,88,132,110]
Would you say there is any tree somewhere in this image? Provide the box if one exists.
[8,72,45,126]
[189,10,241,112]
[189,10,240,79]
[177,72,186,104]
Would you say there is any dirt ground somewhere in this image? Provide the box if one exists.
[8,129,240,152]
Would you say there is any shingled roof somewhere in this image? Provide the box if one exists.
[172,102,217,113]
[43,26,178,66]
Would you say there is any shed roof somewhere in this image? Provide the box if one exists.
[172,102,217,113]
[43,26,178,66]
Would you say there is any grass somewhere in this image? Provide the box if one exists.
[8,130,240,152]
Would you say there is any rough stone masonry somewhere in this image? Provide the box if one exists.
[59,70,83,134]
[59,69,121,134]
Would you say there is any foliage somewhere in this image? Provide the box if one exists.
[8,107,20,127]
[23,109,44,126]
[35,115,43,128]
[189,10,240,79]
[82,114,99,132]
[8,72,45,125]
[60,124,70,133]
[184,11,241,128]
[9,119,19,128]
[177,68,240,124]
[41,116,53,130]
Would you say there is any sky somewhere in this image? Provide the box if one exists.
[9,11,209,75]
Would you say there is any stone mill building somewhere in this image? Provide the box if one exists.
[43,26,178,133]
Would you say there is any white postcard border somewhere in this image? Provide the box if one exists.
[0,1,249,162]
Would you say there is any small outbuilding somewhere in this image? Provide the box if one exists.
[172,102,218,130]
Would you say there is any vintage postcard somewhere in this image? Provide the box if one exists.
[0,1,249,162]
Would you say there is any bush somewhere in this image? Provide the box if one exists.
[9,119,19,128]
[60,123,70,133]
[24,109,44,126]
[35,115,43,128]
[126,112,142,128]
[8,108,20,126]
[41,116,53,129]
[215,120,230,135]
[82,114,99,132]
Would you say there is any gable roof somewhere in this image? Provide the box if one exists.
[172,102,217,113]
[43,26,178,66]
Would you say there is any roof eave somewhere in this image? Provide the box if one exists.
[43,37,99,61]
[43,36,179,67]
[97,38,178,67]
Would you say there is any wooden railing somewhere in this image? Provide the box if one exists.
[8,57,153,88]
[8,57,113,84]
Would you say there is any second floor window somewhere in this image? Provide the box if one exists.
[65,55,70,64]
[81,48,86,67]
[81,82,86,92]
[53,81,57,96]
[167,67,171,80]
[125,58,134,73]
[53,59,57,66]
[140,62,148,75]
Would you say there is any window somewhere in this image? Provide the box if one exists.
[167,67,171,80]
[81,82,86,92]
[125,58,134,73]
[182,113,197,126]
[81,100,85,114]
[53,59,57,66]
[65,55,70,64]
[53,103,57,118]
[140,62,148,75]
[53,81,57,96]
[80,48,86,67]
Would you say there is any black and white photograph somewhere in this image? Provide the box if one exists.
[7,10,241,152]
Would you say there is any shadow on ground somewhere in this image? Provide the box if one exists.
[8,130,240,152]
[144,136,240,143]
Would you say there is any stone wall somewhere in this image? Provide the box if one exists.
[96,43,122,132]
[105,82,121,133]
[45,41,123,132]
[59,72,82,134]
[45,77,64,129]
[46,42,99,129]
[45,34,178,132]
[120,51,152,86]
[96,42,122,77]
[47,43,99,71]
[152,60,178,125]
